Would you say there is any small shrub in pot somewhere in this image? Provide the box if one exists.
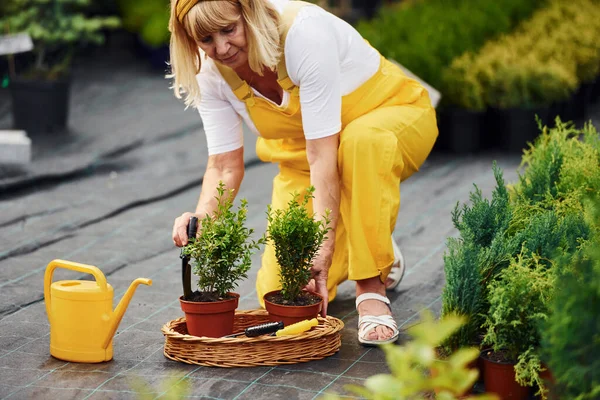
[180,182,265,337]
[263,186,331,326]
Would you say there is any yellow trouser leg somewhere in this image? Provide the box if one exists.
[256,97,437,308]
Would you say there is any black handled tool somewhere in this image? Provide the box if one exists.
[223,321,284,338]
[181,216,198,300]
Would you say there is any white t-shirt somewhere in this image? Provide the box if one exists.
[196,0,381,155]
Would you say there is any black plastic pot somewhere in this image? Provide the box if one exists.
[590,75,600,105]
[436,106,485,154]
[134,36,170,71]
[487,106,549,153]
[572,83,594,121]
[9,76,71,134]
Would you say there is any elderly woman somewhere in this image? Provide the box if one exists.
[170,0,438,345]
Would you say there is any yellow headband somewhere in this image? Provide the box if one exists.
[177,0,231,23]
[176,0,201,23]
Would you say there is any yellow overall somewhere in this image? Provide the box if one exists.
[215,1,438,306]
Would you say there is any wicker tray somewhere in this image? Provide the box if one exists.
[162,309,344,367]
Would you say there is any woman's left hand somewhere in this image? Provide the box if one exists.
[304,250,333,317]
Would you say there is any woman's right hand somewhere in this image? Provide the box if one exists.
[172,212,204,247]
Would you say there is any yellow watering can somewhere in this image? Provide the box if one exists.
[44,259,152,363]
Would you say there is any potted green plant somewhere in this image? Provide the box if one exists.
[480,252,555,400]
[0,0,120,133]
[181,182,265,338]
[116,0,170,70]
[263,186,331,326]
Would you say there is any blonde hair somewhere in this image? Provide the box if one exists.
[169,0,282,107]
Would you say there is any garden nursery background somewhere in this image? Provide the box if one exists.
[0,0,599,399]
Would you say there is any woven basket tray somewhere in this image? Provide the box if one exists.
[162,309,344,367]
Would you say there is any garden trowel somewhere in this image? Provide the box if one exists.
[181,216,198,300]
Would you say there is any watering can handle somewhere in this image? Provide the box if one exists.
[44,259,108,322]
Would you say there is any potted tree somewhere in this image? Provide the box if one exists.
[480,252,555,400]
[541,197,600,400]
[181,182,265,338]
[0,0,120,133]
[263,186,331,326]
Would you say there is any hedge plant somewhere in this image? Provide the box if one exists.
[442,119,600,394]
[444,0,600,109]
[356,0,544,100]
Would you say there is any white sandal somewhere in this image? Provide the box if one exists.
[356,293,399,346]
[386,237,406,291]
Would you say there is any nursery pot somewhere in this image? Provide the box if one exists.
[436,106,485,153]
[487,106,549,153]
[480,350,530,399]
[180,293,239,338]
[539,365,557,400]
[9,76,71,134]
[263,290,323,327]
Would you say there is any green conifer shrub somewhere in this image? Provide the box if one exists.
[541,197,600,400]
[266,186,331,303]
[482,252,555,389]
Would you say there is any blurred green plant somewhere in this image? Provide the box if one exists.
[322,311,498,400]
[130,375,190,399]
[0,0,120,80]
[357,0,543,96]
[117,0,170,48]
[444,0,600,109]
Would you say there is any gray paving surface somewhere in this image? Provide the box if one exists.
[0,39,598,399]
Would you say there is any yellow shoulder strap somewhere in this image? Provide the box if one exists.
[214,0,314,98]
[276,1,314,90]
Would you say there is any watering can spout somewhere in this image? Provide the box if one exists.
[103,278,152,349]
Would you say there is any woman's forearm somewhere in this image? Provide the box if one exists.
[195,148,245,216]
[307,135,341,256]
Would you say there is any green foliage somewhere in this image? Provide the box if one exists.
[515,119,600,209]
[482,252,555,388]
[323,311,497,400]
[443,119,600,397]
[442,163,514,350]
[117,0,170,48]
[183,182,265,298]
[356,0,543,99]
[541,197,600,400]
[0,0,121,79]
[444,0,600,109]
[266,186,331,303]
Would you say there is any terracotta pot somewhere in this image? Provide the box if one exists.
[539,365,557,400]
[263,290,323,327]
[480,350,530,399]
[179,293,239,338]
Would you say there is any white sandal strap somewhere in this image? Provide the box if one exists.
[358,315,398,331]
[358,315,399,343]
[355,293,391,308]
